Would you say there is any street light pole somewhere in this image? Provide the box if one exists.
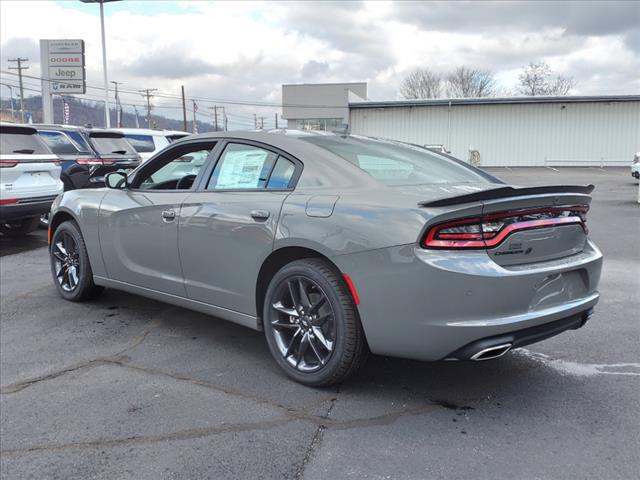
[99,1,110,127]
[81,0,120,127]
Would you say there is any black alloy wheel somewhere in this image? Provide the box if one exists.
[263,258,368,386]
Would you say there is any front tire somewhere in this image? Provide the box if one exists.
[50,220,103,301]
[263,258,367,386]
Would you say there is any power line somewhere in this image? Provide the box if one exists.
[0,69,354,109]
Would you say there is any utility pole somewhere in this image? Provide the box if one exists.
[192,100,198,133]
[8,58,28,123]
[110,81,123,127]
[133,105,140,128]
[181,85,187,132]
[208,105,219,131]
[6,85,15,122]
[260,116,264,129]
[221,107,227,131]
[253,113,257,129]
[139,88,157,128]
[275,113,278,129]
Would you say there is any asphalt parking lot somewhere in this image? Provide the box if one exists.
[1,167,638,480]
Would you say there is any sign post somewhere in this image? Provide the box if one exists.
[40,39,86,124]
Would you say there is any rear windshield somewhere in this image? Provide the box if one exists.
[302,136,494,186]
[38,131,85,155]
[89,135,137,155]
[166,134,188,143]
[124,134,156,153]
[0,131,51,155]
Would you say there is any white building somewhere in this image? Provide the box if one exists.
[282,82,367,131]
[281,83,639,167]
[349,96,640,167]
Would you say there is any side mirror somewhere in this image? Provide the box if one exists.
[105,171,128,189]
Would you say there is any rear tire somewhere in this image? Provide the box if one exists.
[263,258,368,386]
[50,220,104,301]
[0,217,40,237]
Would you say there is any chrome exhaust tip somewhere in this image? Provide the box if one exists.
[470,343,512,361]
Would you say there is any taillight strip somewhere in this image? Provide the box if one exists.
[425,216,584,249]
[423,206,588,250]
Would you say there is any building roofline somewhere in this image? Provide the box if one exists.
[283,82,367,88]
[349,95,640,108]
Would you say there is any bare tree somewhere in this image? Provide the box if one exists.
[446,66,497,98]
[399,68,443,99]
[518,61,576,96]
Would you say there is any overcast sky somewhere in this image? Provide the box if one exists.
[1,0,638,129]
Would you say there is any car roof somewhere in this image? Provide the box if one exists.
[109,128,189,136]
[180,129,350,155]
[0,123,38,135]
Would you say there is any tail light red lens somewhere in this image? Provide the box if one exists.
[0,159,19,168]
[423,206,588,249]
[77,158,106,165]
[0,198,18,205]
[0,159,58,167]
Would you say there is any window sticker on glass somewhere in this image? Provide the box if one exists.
[216,151,267,188]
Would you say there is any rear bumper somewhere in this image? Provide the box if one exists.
[0,196,57,221]
[332,240,603,361]
[447,306,594,360]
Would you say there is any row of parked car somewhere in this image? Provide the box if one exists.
[0,123,189,236]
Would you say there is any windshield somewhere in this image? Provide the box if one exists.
[89,135,137,155]
[302,136,496,186]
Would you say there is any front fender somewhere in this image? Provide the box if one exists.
[51,189,109,277]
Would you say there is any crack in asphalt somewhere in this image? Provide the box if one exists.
[0,317,162,395]
[294,389,339,479]
[0,397,445,457]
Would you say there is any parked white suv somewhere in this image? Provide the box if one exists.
[109,128,189,162]
[632,152,639,180]
[0,124,63,236]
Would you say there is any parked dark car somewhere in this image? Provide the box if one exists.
[36,125,141,191]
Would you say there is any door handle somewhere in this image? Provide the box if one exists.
[250,210,270,220]
[161,209,176,222]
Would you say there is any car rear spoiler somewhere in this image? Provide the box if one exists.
[419,184,595,207]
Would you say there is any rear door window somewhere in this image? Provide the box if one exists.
[266,157,296,189]
[207,143,278,190]
[38,131,82,155]
[64,131,92,152]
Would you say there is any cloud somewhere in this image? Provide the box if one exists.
[301,60,330,79]
[121,52,219,79]
[0,0,638,129]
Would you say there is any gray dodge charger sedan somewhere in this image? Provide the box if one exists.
[48,130,603,386]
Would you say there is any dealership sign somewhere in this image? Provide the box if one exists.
[40,39,86,94]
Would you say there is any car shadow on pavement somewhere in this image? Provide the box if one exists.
[84,288,575,421]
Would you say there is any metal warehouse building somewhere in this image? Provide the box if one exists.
[281,84,639,167]
[349,96,640,167]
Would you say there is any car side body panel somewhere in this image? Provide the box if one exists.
[179,190,290,316]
